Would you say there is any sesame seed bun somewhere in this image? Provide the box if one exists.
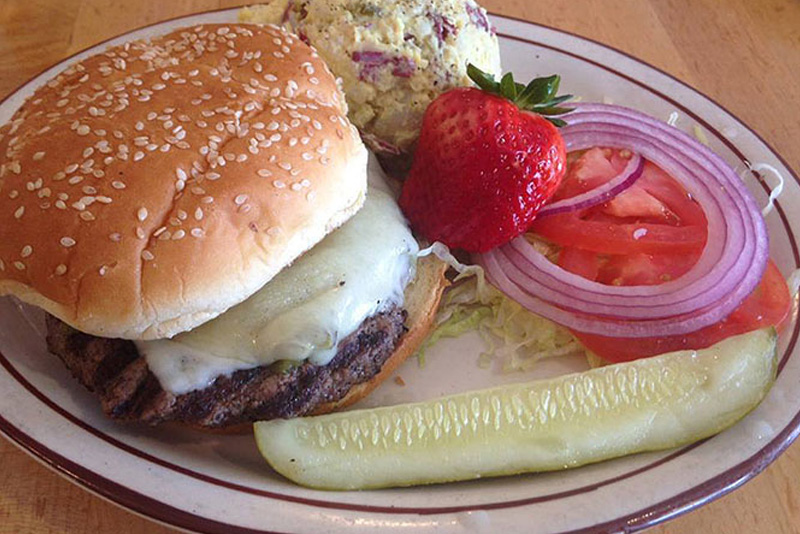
[0,23,368,340]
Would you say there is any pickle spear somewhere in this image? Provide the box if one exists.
[255,328,777,490]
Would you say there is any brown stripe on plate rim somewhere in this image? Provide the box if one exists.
[0,6,798,534]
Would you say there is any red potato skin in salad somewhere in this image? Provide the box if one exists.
[528,148,791,362]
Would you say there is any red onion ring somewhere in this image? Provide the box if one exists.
[475,103,768,338]
[537,152,644,217]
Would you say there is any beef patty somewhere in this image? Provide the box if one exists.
[45,307,406,430]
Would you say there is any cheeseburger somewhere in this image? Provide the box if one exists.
[0,23,445,430]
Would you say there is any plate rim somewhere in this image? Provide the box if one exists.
[0,6,798,534]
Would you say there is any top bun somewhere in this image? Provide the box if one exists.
[0,23,368,340]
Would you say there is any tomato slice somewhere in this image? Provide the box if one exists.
[530,148,708,256]
[574,261,792,362]
[530,147,791,362]
[532,215,706,255]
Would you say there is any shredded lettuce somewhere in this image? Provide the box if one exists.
[416,242,582,371]
[667,111,679,127]
[692,124,710,146]
[749,162,786,217]
[787,268,800,299]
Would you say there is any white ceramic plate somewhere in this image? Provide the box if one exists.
[1,8,798,534]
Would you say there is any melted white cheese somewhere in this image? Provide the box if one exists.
[137,176,418,395]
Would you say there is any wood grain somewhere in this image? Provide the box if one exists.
[1,1,799,532]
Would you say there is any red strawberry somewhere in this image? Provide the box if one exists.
[399,66,571,252]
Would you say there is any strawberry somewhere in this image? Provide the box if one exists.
[399,66,572,252]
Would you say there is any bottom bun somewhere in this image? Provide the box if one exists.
[311,254,448,415]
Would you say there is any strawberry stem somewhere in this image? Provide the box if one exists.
[467,64,573,127]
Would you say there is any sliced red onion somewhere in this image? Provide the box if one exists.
[360,131,402,156]
[352,51,417,81]
[537,152,644,217]
[466,2,493,33]
[475,103,768,338]
[431,13,457,44]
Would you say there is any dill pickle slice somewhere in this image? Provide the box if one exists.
[254,328,777,490]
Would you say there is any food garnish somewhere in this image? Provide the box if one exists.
[255,328,777,490]
[476,103,771,339]
[399,66,573,252]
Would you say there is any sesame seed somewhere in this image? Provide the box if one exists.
[177,209,188,220]
[234,194,248,205]
[33,151,46,161]
[55,264,67,275]
[60,237,76,248]
[153,227,167,237]
[137,207,148,221]
[112,181,126,189]
[109,233,122,242]
[8,190,18,199]
[14,261,25,271]
[301,152,312,161]
[172,229,186,240]
[191,228,205,238]
[135,121,144,131]
[95,196,112,204]
[278,162,292,171]
[80,211,96,221]
[14,206,25,219]
[55,200,67,210]
[20,245,32,258]
[99,266,107,276]
[134,151,144,161]
[201,196,214,204]
[291,183,302,191]
[141,250,154,261]
[76,125,90,136]
[135,227,146,239]
[65,163,79,173]
[273,180,285,189]
[257,169,272,177]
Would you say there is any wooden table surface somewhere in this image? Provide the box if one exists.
[1,0,799,532]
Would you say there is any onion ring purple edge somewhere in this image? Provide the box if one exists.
[475,103,768,337]
[538,153,644,217]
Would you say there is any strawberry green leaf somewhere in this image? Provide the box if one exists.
[500,72,517,100]
[467,64,499,93]
[532,105,574,116]
[467,64,574,125]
